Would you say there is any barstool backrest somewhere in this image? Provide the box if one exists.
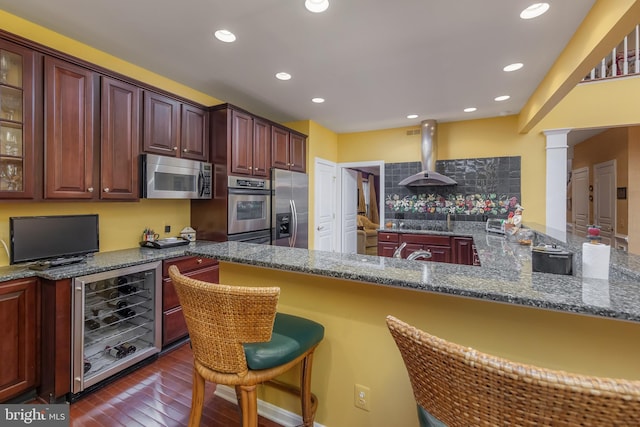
[169,265,280,374]
[386,315,640,426]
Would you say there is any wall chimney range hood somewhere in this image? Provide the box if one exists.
[398,120,457,187]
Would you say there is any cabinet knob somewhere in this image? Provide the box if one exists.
[196,258,203,264]
[183,148,187,153]
[104,187,110,193]
[249,166,253,170]
[173,146,178,151]
[87,187,94,193]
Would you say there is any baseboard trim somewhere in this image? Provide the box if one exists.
[214,385,325,427]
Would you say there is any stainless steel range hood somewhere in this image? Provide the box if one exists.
[398,120,457,186]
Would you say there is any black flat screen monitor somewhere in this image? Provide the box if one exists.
[10,214,99,264]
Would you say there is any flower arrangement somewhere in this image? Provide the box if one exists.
[385,193,519,216]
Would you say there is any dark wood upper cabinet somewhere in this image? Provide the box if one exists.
[0,277,39,402]
[44,56,97,199]
[142,91,180,157]
[272,125,306,173]
[213,105,273,177]
[101,76,140,200]
[252,118,271,177]
[289,131,306,172]
[271,126,290,170]
[143,91,209,161]
[230,109,253,175]
[0,39,37,199]
[180,103,208,161]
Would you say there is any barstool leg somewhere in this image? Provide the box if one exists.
[238,384,259,427]
[188,369,205,427]
[300,351,316,427]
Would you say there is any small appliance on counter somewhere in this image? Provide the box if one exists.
[531,245,573,275]
[180,226,197,242]
[139,228,189,248]
[485,218,505,234]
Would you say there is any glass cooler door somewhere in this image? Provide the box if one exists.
[71,261,162,394]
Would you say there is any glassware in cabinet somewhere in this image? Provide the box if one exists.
[0,42,33,198]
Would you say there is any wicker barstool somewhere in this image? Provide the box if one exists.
[386,315,640,427]
[168,265,324,427]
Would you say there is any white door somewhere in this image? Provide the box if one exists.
[594,160,616,245]
[572,167,590,237]
[314,158,337,252]
[341,168,358,254]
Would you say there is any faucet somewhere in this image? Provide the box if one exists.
[393,242,407,258]
[407,249,432,261]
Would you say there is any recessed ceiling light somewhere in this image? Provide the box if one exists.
[520,3,550,19]
[407,114,418,119]
[305,0,329,13]
[275,72,292,81]
[214,29,236,43]
[312,97,325,103]
[494,95,510,102]
[463,107,477,113]
[503,63,523,72]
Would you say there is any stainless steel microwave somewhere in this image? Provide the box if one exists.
[141,154,212,199]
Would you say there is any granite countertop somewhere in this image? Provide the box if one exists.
[1,222,638,323]
[0,241,219,282]
[186,221,640,323]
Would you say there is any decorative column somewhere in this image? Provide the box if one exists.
[543,129,571,234]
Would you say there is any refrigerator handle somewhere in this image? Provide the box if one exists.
[291,199,298,248]
[289,199,295,247]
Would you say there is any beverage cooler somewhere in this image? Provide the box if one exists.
[71,261,162,396]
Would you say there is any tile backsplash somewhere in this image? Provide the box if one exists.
[384,156,521,221]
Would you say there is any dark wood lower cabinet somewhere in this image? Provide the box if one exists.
[162,256,219,347]
[0,277,39,402]
[378,231,474,265]
[39,278,71,402]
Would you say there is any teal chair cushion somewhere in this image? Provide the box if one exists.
[418,405,448,427]
[243,312,324,370]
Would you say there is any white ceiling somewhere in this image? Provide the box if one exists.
[0,0,596,133]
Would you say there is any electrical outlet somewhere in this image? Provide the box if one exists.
[354,384,371,411]
[164,225,171,233]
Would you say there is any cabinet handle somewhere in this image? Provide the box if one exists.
[87,187,94,193]
[196,258,203,264]
[173,146,178,151]
[104,187,110,193]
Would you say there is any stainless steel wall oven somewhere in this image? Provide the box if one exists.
[227,176,271,240]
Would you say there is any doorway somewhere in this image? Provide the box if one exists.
[337,161,385,253]
[313,158,337,252]
[594,160,616,245]
[571,166,589,237]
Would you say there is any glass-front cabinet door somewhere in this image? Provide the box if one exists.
[0,40,35,198]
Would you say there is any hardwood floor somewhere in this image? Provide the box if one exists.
[69,343,283,427]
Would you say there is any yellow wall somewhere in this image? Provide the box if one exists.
[0,200,190,266]
[571,127,629,234]
[285,120,339,249]
[0,10,221,106]
[338,116,548,225]
[519,0,640,132]
[629,127,640,254]
[220,262,640,427]
[0,10,220,267]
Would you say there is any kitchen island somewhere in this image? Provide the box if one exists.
[1,224,639,427]
[183,225,640,427]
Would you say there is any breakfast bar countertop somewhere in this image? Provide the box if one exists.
[1,222,639,323]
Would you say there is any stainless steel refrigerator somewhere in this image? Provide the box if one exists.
[271,169,308,248]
